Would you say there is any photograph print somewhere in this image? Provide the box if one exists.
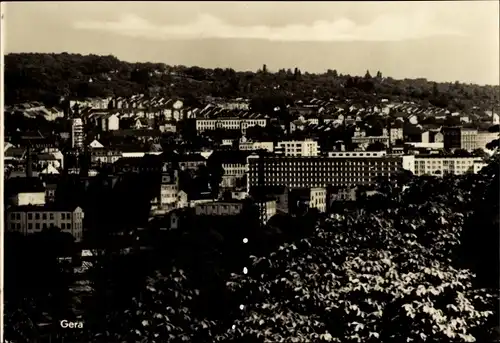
[1,1,500,343]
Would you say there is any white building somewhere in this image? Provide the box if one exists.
[275,140,320,157]
[239,141,274,152]
[71,118,84,149]
[403,155,483,177]
[196,117,267,133]
[310,188,327,213]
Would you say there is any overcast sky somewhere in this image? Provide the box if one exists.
[4,1,499,85]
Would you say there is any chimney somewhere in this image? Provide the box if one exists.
[26,144,33,178]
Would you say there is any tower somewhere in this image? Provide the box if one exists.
[71,118,84,150]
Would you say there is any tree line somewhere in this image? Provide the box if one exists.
[5,53,500,114]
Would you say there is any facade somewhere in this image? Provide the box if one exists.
[460,129,478,151]
[195,201,244,216]
[91,149,122,165]
[476,131,499,150]
[442,127,461,150]
[71,118,84,149]
[383,127,404,144]
[351,135,390,147]
[247,155,403,190]
[102,114,119,131]
[196,117,267,133]
[5,205,84,242]
[444,128,499,151]
[404,155,483,176]
[11,191,46,206]
[239,141,274,152]
[255,199,277,225]
[310,188,327,213]
[328,151,387,158]
[275,140,320,157]
[178,154,207,170]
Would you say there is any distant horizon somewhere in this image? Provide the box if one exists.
[7,48,500,88]
[4,2,499,86]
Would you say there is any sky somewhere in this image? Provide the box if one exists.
[3,1,499,85]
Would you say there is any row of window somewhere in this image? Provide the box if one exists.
[10,212,78,220]
[10,222,80,231]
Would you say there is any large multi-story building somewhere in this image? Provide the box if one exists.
[404,155,483,176]
[275,139,320,157]
[443,127,498,151]
[460,128,478,151]
[476,131,499,150]
[247,154,403,190]
[5,204,84,242]
[195,116,267,133]
[71,118,84,149]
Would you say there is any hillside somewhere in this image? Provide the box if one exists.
[4,53,500,112]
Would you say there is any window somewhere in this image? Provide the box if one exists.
[61,223,66,230]
[28,213,33,220]
[50,213,54,220]
[16,213,21,220]
[42,213,47,220]
[61,213,65,220]
[35,223,40,230]
[43,224,47,230]
[35,213,40,220]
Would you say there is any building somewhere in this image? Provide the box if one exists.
[196,116,267,134]
[328,151,387,158]
[71,118,84,149]
[275,139,320,157]
[460,128,478,151]
[404,155,483,176]
[91,149,123,165]
[476,131,499,150]
[473,161,488,174]
[209,150,250,189]
[383,127,404,144]
[239,141,274,152]
[254,198,277,225]
[249,185,289,214]
[100,113,119,131]
[444,127,499,151]
[178,154,207,171]
[5,177,46,206]
[195,201,244,216]
[247,154,403,191]
[150,169,180,215]
[351,135,390,147]
[5,204,84,242]
[288,187,327,215]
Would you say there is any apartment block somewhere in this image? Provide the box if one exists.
[247,154,403,190]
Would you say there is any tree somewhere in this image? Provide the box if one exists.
[365,70,372,79]
[221,206,495,342]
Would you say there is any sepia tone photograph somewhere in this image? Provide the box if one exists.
[1,1,499,342]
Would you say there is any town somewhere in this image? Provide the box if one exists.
[3,52,500,342]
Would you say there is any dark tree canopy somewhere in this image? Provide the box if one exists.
[4,53,499,115]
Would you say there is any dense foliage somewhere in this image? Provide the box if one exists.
[5,53,500,113]
[4,156,499,342]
